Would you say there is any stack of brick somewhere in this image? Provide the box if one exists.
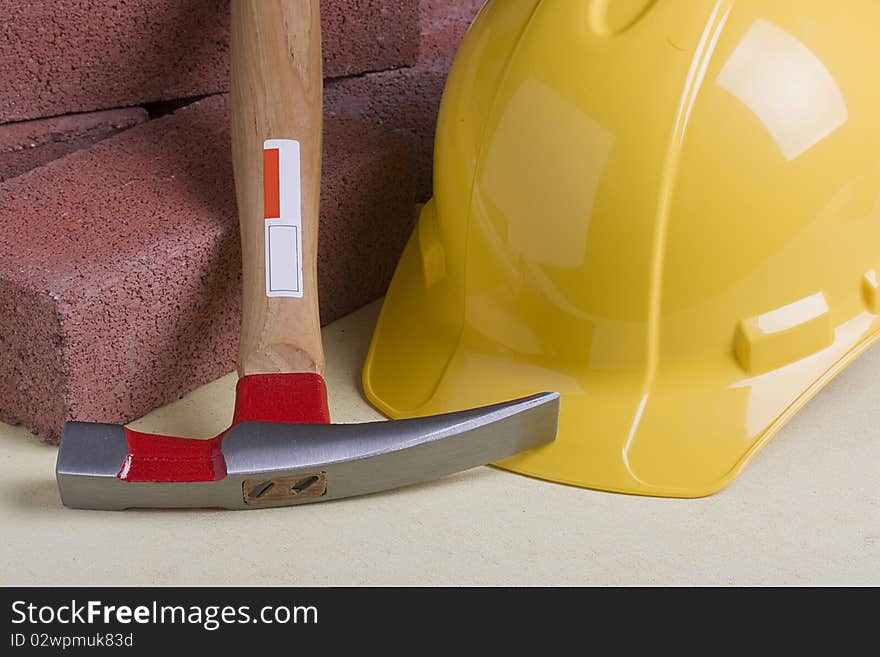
[0,0,483,443]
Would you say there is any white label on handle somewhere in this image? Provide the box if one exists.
[263,139,303,298]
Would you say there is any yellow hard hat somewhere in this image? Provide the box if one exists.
[363,0,880,497]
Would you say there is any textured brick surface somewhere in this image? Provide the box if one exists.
[326,0,483,200]
[418,0,484,66]
[0,108,148,182]
[323,0,419,77]
[326,68,443,202]
[0,0,419,124]
[0,95,414,442]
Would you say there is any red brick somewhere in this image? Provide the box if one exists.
[326,67,443,202]
[324,0,419,77]
[326,1,483,201]
[418,0,484,66]
[0,0,419,124]
[0,108,148,182]
[0,94,414,443]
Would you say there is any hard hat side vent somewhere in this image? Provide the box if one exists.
[734,292,833,374]
[862,270,880,314]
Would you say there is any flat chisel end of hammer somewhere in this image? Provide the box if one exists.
[56,422,128,509]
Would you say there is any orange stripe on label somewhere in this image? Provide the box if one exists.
[263,148,281,219]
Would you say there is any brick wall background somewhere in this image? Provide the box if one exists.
[0,0,484,442]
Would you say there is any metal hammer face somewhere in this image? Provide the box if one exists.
[56,374,559,510]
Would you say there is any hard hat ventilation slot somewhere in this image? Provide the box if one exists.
[862,270,880,314]
[734,293,833,374]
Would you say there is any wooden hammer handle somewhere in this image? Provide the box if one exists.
[230,0,325,377]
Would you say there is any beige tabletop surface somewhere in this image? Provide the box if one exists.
[1,300,877,586]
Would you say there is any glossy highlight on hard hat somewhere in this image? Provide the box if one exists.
[363,0,880,497]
